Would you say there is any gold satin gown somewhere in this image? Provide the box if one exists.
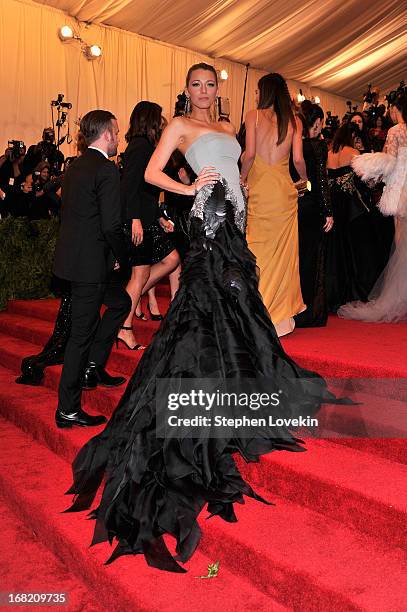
[247,154,305,336]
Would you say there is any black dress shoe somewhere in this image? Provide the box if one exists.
[55,407,107,428]
[81,362,126,389]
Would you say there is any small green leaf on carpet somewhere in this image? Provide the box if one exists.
[195,560,220,579]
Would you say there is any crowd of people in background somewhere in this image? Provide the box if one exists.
[0,128,65,220]
[1,75,406,337]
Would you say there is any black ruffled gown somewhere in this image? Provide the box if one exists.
[65,132,345,573]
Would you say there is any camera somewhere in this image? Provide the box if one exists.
[38,128,57,161]
[325,111,339,126]
[369,104,386,120]
[343,101,359,124]
[322,111,339,140]
[33,129,63,175]
[32,171,44,193]
[7,140,26,162]
[51,93,72,110]
[38,141,57,166]
[42,128,55,143]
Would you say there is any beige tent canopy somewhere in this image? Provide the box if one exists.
[34,0,407,99]
[1,0,406,152]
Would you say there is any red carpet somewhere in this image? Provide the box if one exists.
[0,296,406,611]
[282,315,407,378]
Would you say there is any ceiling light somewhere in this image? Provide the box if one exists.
[58,25,74,41]
[84,45,102,60]
[220,69,228,81]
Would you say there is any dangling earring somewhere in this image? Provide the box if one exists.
[184,96,191,116]
[211,98,218,122]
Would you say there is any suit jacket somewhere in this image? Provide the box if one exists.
[53,148,128,283]
[120,136,161,227]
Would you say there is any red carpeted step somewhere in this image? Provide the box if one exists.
[2,308,407,408]
[0,410,406,611]
[1,332,406,465]
[0,332,128,419]
[329,436,407,464]
[319,389,407,436]
[0,363,405,555]
[0,495,101,612]
[236,439,407,551]
[6,290,170,321]
[200,488,407,611]
[2,299,406,608]
[4,300,407,379]
[6,298,69,322]
[0,309,162,351]
[281,315,407,378]
[0,416,289,612]
[0,315,147,381]
[6,294,170,327]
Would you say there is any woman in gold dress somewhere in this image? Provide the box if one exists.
[240,73,307,336]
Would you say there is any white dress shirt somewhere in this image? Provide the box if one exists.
[88,146,109,159]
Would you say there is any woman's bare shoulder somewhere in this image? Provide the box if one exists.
[343,145,360,156]
[219,120,236,135]
[245,109,257,123]
[164,116,193,146]
[167,116,186,132]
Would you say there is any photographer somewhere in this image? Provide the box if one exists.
[369,115,388,152]
[5,173,33,217]
[29,161,63,219]
[349,112,372,153]
[23,128,64,177]
[33,161,62,216]
[6,163,56,220]
[0,141,26,215]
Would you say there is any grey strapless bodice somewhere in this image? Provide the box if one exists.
[185,132,246,232]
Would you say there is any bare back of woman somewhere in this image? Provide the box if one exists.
[254,108,295,166]
[327,145,360,169]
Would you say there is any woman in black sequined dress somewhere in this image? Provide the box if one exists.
[118,102,180,350]
[295,105,333,327]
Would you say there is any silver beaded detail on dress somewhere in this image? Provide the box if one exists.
[190,179,247,236]
[185,132,246,235]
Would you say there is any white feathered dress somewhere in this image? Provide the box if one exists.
[338,123,407,322]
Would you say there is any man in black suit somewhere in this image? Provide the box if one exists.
[54,110,131,428]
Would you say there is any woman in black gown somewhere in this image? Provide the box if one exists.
[295,104,333,327]
[326,123,382,311]
[350,112,394,275]
[65,63,347,573]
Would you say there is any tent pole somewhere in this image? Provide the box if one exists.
[240,63,250,129]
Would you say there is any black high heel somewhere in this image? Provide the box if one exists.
[147,303,163,321]
[116,326,145,351]
[135,311,148,321]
